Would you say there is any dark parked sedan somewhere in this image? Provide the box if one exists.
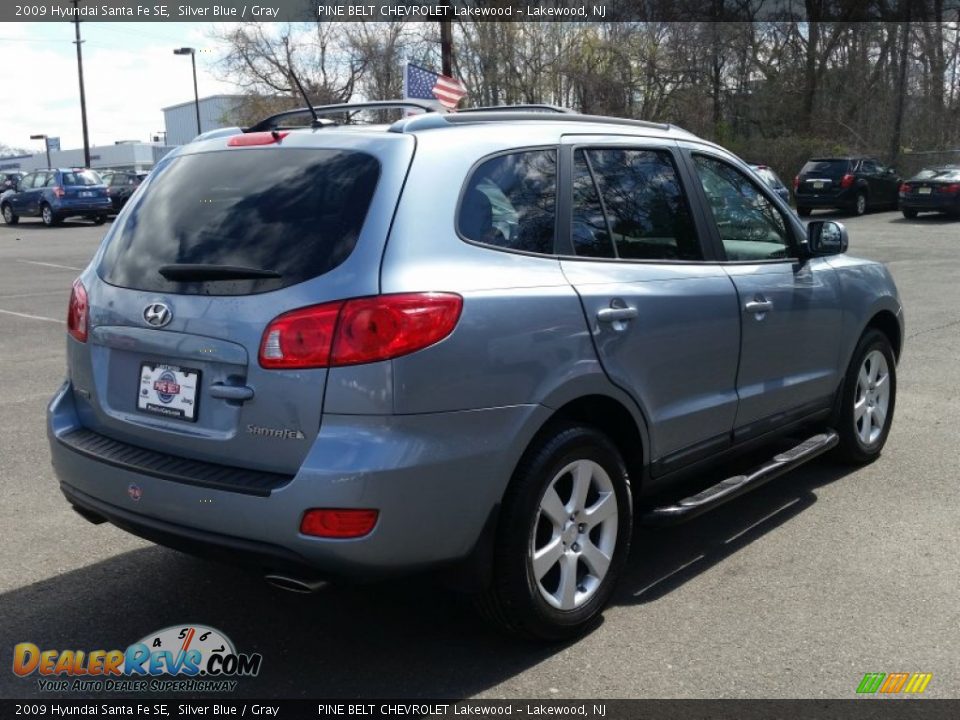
[899,166,960,219]
[105,171,148,214]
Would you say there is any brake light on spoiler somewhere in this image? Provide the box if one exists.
[227,131,289,147]
[259,293,463,369]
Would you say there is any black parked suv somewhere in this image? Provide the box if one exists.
[794,157,901,217]
[105,170,148,214]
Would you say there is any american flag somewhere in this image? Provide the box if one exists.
[404,63,468,110]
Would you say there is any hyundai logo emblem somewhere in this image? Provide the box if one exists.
[143,302,172,328]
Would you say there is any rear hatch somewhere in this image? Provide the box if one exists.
[61,169,108,206]
[796,158,852,198]
[68,132,414,474]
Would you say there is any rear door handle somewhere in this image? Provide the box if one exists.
[209,383,254,401]
[597,307,638,323]
[744,300,774,314]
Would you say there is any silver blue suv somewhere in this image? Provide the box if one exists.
[47,103,903,640]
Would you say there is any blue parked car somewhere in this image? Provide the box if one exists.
[1,168,111,226]
[749,164,791,204]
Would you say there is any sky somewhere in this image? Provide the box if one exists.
[0,22,241,154]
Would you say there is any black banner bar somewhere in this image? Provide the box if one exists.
[2,700,960,719]
[3,0,959,23]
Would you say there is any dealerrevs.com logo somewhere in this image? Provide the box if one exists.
[12,625,263,693]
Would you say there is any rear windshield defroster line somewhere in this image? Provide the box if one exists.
[99,148,381,296]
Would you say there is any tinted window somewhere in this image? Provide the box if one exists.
[800,159,851,178]
[459,150,556,255]
[575,148,701,261]
[693,155,791,262]
[61,170,101,186]
[100,148,380,296]
[571,151,615,258]
[19,173,36,189]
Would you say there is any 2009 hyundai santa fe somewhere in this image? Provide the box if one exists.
[47,102,903,640]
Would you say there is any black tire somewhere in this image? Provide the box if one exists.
[796,206,812,217]
[40,203,59,227]
[92,215,106,225]
[901,208,918,219]
[850,192,868,216]
[1,203,18,225]
[475,423,633,641]
[834,329,897,464]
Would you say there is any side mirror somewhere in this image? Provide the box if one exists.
[807,220,848,256]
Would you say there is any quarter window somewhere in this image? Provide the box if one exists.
[692,155,791,261]
[572,148,702,261]
[458,150,557,255]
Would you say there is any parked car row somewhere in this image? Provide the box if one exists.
[0,167,148,227]
[748,156,959,220]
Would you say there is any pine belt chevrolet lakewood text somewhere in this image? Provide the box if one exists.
[47,101,903,640]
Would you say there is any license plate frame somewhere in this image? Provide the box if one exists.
[812,181,825,189]
[137,363,201,422]
[79,191,94,198]
[918,187,932,195]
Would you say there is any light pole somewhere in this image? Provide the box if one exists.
[30,134,52,168]
[72,0,91,167]
[173,47,201,136]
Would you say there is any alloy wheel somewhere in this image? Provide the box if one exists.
[529,459,619,611]
[854,349,890,446]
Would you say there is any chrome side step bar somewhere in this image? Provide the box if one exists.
[641,430,839,526]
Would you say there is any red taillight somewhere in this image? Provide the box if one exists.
[793,175,799,191]
[300,509,378,538]
[331,293,462,366]
[259,302,342,369]
[899,183,910,194]
[259,293,462,369]
[840,173,855,188]
[67,279,88,343]
[938,183,960,194]
[52,186,65,198]
[227,131,289,147]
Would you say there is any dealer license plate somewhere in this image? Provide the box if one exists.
[137,363,200,421]
[918,187,932,194]
[813,181,825,189]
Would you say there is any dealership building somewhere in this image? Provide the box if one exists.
[0,95,245,174]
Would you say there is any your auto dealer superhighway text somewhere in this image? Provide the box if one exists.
[320,705,600,716]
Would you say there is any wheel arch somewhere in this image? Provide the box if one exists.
[864,309,903,360]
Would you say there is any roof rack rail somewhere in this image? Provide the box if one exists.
[390,111,674,134]
[245,100,446,132]
[457,104,576,114]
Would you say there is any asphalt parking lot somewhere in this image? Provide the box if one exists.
[0,210,958,700]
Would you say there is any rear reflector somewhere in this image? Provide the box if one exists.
[259,293,462,369]
[67,279,88,343]
[227,131,289,147]
[300,509,378,538]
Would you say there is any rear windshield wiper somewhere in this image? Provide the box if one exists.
[158,264,282,281]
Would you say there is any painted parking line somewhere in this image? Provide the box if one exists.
[16,260,83,272]
[0,308,65,324]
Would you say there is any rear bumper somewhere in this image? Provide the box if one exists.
[53,199,111,216]
[795,189,855,208]
[48,381,547,578]
[899,196,960,212]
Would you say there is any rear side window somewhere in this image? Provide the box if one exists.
[99,149,380,296]
[572,148,701,261]
[458,150,556,255]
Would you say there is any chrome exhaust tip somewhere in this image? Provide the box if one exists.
[264,574,328,594]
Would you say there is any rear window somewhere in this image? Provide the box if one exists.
[62,170,101,186]
[801,159,851,177]
[912,168,960,182]
[99,148,380,296]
